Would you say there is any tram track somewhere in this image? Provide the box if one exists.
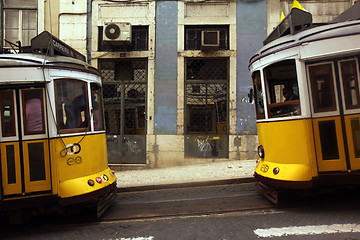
[116,191,259,205]
[99,207,281,224]
[102,183,274,222]
[5,183,360,238]
[2,187,360,240]
[0,203,279,240]
[102,183,360,223]
[23,181,359,228]
[116,182,259,204]
[0,183,275,237]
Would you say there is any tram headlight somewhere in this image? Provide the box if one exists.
[258,145,265,158]
[273,167,280,175]
[88,179,95,186]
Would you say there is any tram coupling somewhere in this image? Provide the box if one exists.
[255,181,279,204]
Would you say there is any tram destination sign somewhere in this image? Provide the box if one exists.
[31,31,86,62]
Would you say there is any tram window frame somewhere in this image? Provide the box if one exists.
[91,83,105,131]
[308,62,337,113]
[55,79,90,133]
[252,71,265,119]
[339,58,360,110]
[264,59,301,118]
[0,90,16,137]
[22,89,45,135]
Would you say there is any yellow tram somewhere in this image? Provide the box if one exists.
[0,32,116,222]
[249,3,360,203]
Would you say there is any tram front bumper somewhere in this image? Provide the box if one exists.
[254,172,313,190]
[58,168,117,199]
[58,181,117,204]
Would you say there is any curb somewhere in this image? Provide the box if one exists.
[117,177,255,192]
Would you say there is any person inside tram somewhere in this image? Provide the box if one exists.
[25,92,43,132]
[282,86,299,101]
[278,86,300,115]
[71,93,88,128]
[270,86,300,117]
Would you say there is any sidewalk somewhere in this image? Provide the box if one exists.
[115,160,257,191]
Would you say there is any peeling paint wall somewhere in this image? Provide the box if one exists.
[42,0,59,36]
[236,0,267,135]
[58,0,87,55]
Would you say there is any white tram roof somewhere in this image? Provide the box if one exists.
[249,2,360,69]
[0,53,99,75]
[249,20,360,68]
[0,53,101,84]
[0,31,100,81]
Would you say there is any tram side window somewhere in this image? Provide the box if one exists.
[91,83,105,131]
[55,80,90,132]
[252,71,265,119]
[308,63,337,113]
[339,59,360,110]
[264,59,301,118]
[0,90,16,137]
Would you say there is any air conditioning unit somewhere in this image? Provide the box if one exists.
[103,22,132,44]
[201,30,220,50]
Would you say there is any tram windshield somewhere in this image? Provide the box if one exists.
[264,59,301,118]
[55,79,90,132]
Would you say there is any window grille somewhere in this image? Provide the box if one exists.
[185,58,229,158]
[185,58,229,134]
[100,59,147,164]
[100,59,147,136]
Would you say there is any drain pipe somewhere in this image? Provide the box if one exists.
[86,0,92,64]
[0,1,3,50]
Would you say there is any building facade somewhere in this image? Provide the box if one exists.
[0,0,356,168]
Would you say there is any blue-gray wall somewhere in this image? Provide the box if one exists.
[154,1,178,135]
[153,0,267,135]
[236,0,267,134]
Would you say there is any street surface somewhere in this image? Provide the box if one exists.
[1,183,360,240]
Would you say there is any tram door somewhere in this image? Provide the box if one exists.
[308,57,360,172]
[0,87,51,197]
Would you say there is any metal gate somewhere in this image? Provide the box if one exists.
[100,59,147,164]
[185,58,229,158]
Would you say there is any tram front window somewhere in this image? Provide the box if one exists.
[252,71,265,119]
[55,80,90,132]
[91,83,105,131]
[264,59,301,118]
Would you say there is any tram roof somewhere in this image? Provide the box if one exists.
[249,2,360,67]
[0,31,100,75]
